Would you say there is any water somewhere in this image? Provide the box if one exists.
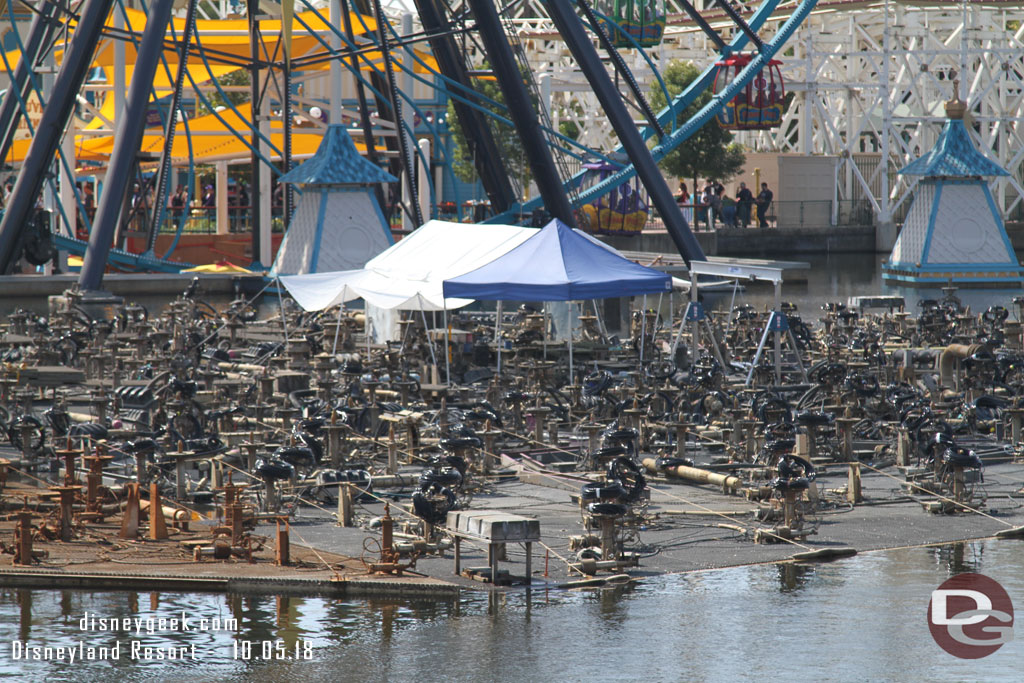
[700,251,1024,316]
[6,253,1023,321]
[1,541,1021,682]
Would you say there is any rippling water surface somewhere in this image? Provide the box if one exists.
[1,541,1021,682]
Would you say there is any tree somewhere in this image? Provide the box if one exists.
[649,60,746,192]
[446,71,532,187]
[197,69,251,116]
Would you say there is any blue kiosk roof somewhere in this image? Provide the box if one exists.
[279,125,397,185]
[899,118,1008,178]
[442,219,672,301]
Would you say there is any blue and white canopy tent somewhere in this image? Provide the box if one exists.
[443,218,672,381]
[278,220,538,364]
[882,96,1024,287]
[271,125,396,275]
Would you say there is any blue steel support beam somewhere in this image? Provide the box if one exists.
[487,0,800,224]
[0,0,63,165]
[78,0,177,290]
[544,0,704,264]
[412,0,517,211]
[0,0,116,274]
[465,0,575,225]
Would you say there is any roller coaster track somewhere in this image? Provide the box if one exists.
[486,0,820,224]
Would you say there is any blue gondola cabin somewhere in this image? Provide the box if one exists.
[594,0,666,49]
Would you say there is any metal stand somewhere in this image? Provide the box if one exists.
[674,300,727,370]
[745,310,808,386]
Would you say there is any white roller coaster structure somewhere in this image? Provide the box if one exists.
[508,0,1024,222]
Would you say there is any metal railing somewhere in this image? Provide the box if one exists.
[156,207,284,235]
[645,198,876,232]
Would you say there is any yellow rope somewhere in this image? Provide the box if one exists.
[648,481,813,550]
[859,461,1015,526]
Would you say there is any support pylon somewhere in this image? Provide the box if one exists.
[149,482,168,540]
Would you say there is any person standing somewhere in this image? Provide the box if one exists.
[83,182,95,221]
[170,185,187,222]
[736,182,753,228]
[202,184,216,219]
[720,188,736,228]
[675,181,692,225]
[707,185,723,230]
[756,182,774,228]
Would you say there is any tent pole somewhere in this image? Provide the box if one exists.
[691,266,699,362]
[725,278,740,341]
[668,290,673,334]
[331,305,343,356]
[655,293,663,335]
[639,295,646,366]
[543,303,547,360]
[569,301,575,385]
[670,310,686,359]
[398,310,409,356]
[276,278,290,348]
[365,310,371,359]
[419,302,438,378]
[443,302,451,386]
[592,299,608,339]
[495,300,503,375]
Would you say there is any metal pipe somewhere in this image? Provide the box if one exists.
[676,0,728,51]
[340,0,386,210]
[938,343,982,389]
[0,0,117,275]
[0,0,62,165]
[715,0,765,52]
[146,0,199,254]
[78,0,176,290]
[248,0,263,267]
[642,457,742,491]
[466,0,576,225]
[577,0,664,138]
[372,1,422,227]
[543,0,704,264]
[412,0,516,211]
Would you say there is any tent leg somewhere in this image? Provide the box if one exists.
[398,310,409,355]
[419,305,438,376]
[443,304,451,386]
[639,296,646,367]
[276,278,290,347]
[592,299,608,339]
[670,314,686,359]
[331,306,343,356]
[725,279,740,341]
[542,303,547,360]
[668,290,673,333]
[569,302,574,385]
[495,300,502,375]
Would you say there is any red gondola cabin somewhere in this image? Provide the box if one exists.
[713,54,785,130]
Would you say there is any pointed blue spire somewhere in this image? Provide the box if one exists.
[278,124,397,186]
[899,118,1008,178]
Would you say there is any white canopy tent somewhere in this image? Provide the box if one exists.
[279,220,539,312]
[278,220,540,341]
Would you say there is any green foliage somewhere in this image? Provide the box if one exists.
[559,119,580,141]
[446,72,531,186]
[197,69,251,115]
[649,60,746,188]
